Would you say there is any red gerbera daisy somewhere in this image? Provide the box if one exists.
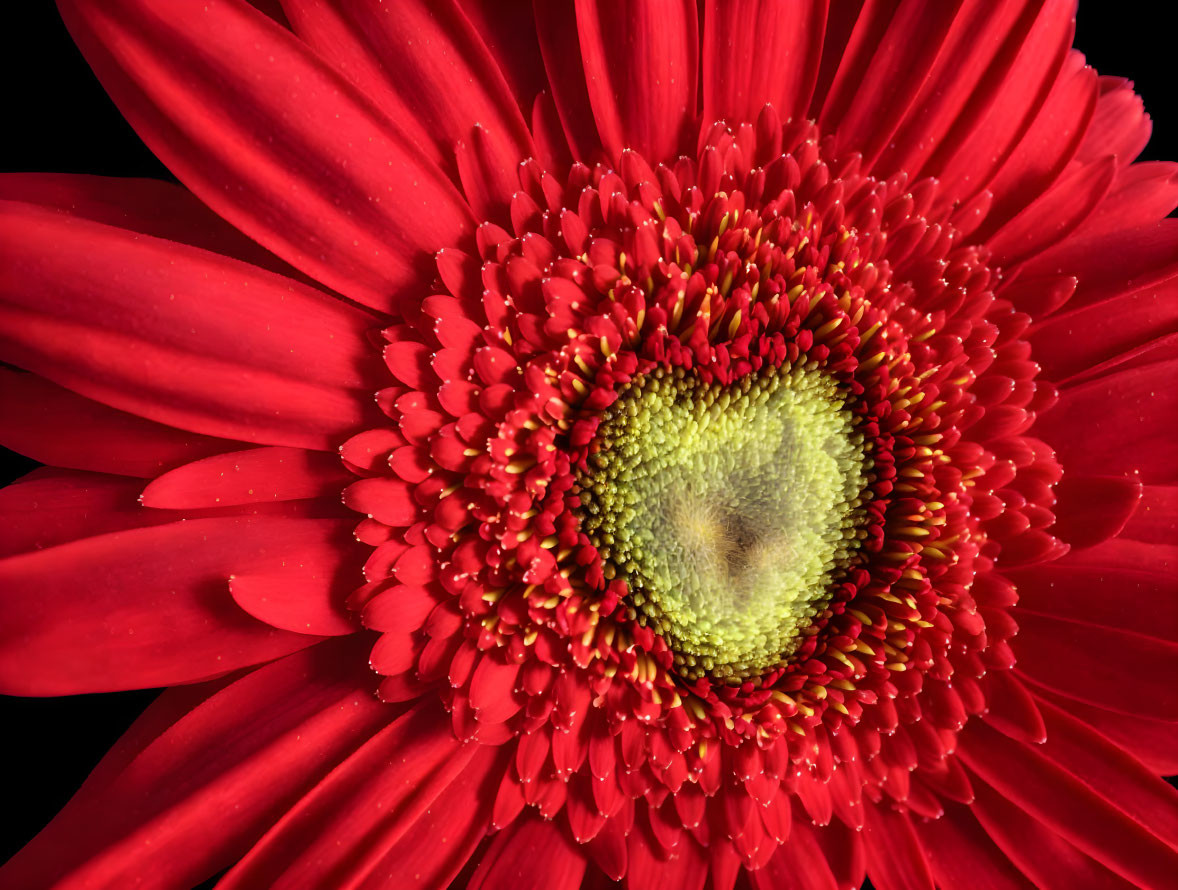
[2,1,1177,888]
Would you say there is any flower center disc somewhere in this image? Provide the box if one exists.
[579,362,870,681]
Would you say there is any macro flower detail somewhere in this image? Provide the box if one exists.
[1,2,1177,889]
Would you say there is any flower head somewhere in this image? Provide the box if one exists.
[2,1,1177,889]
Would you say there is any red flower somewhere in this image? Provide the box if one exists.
[2,1,1177,888]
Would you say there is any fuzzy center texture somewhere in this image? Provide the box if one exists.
[579,363,869,681]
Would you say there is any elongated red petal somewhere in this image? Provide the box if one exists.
[1028,684,1178,775]
[874,0,1047,179]
[1047,475,1143,549]
[959,719,1178,888]
[0,470,169,558]
[751,818,839,890]
[0,172,302,278]
[0,639,387,889]
[626,830,706,889]
[1076,76,1152,165]
[819,0,969,170]
[0,516,350,694]
[0,202,382,449]
[457,0,549,113]
[469,814,587,890]
[141,447,352,509]
[1009,540,1178,641]
[0,369,250,478]
[57,0,474,310]
[353,745,508,890]
[1033,699,1178,849]
[927,0,1074,210]
[974,51,1097,238]
[985,155,1116,267]
[282,0,533,212]
[532,1,600,160]
[701,0,826,125]
[861,803,935,890]
[574,0,698,163]
[916,803,1036,890]
[1012,609,1178,718]
[1035,357,1178,483]
[219,700,477,888]
[1028,277,1178,380]
[969,778,1136,890]
[229,570,358,637]
[1075,161,1178,238]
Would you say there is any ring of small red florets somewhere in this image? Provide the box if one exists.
[342,110,1060,849]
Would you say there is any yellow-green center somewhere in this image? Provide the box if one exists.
[578,363,869,681]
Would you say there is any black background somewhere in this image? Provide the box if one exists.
[1,2,1174,884]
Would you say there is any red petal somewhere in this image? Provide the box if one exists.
[0,639,388,889]
[0,369,248,478]
[970,778,1136,890]
[928,0,1074,210]
[861,803,935,890]
[470,814,588,890]
[361,584,440,634]
[1033,698,1178,848]
[1009,538,1178,641]
[141,447,350,509]
[218,699,476,888]
[700,0,826,125]
[384,342,436,390]
[874,0,1047,179]
[282,0,532,203]
[0,516,347,694]
[626,829,706,890]
[1047,474,1143,549]
[457,122,520,225]
[916,803,1036,890]
[0,202,381,449]
[57,0,473,311]
[819,0,969,171]
[469,653,524,724]
[813,818,867,890]
[587,819,628,881]
[1034,357,1178,484]
[980,670,1047,744]
[1075,161,1178,238]
[352,745,507,890]
[1076,76,1151,166]
[751,818,838,890]
[985,156,1115,268]
[1124,484,1178,545]
[0,470,169,558]
[457,0,549,113]
[574,0,698,163]
[1012,609,1178,719]
[343,477,420,527]
[0,468,348,559]
[1029,683,1178,775]
[1020,219,1178,313]
[0,172,302,278]
[229,566,359,637]
[973,52,1097,239]
[959,719,1178,888]
[533,3,601,161]
[1028,277,1178,381]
